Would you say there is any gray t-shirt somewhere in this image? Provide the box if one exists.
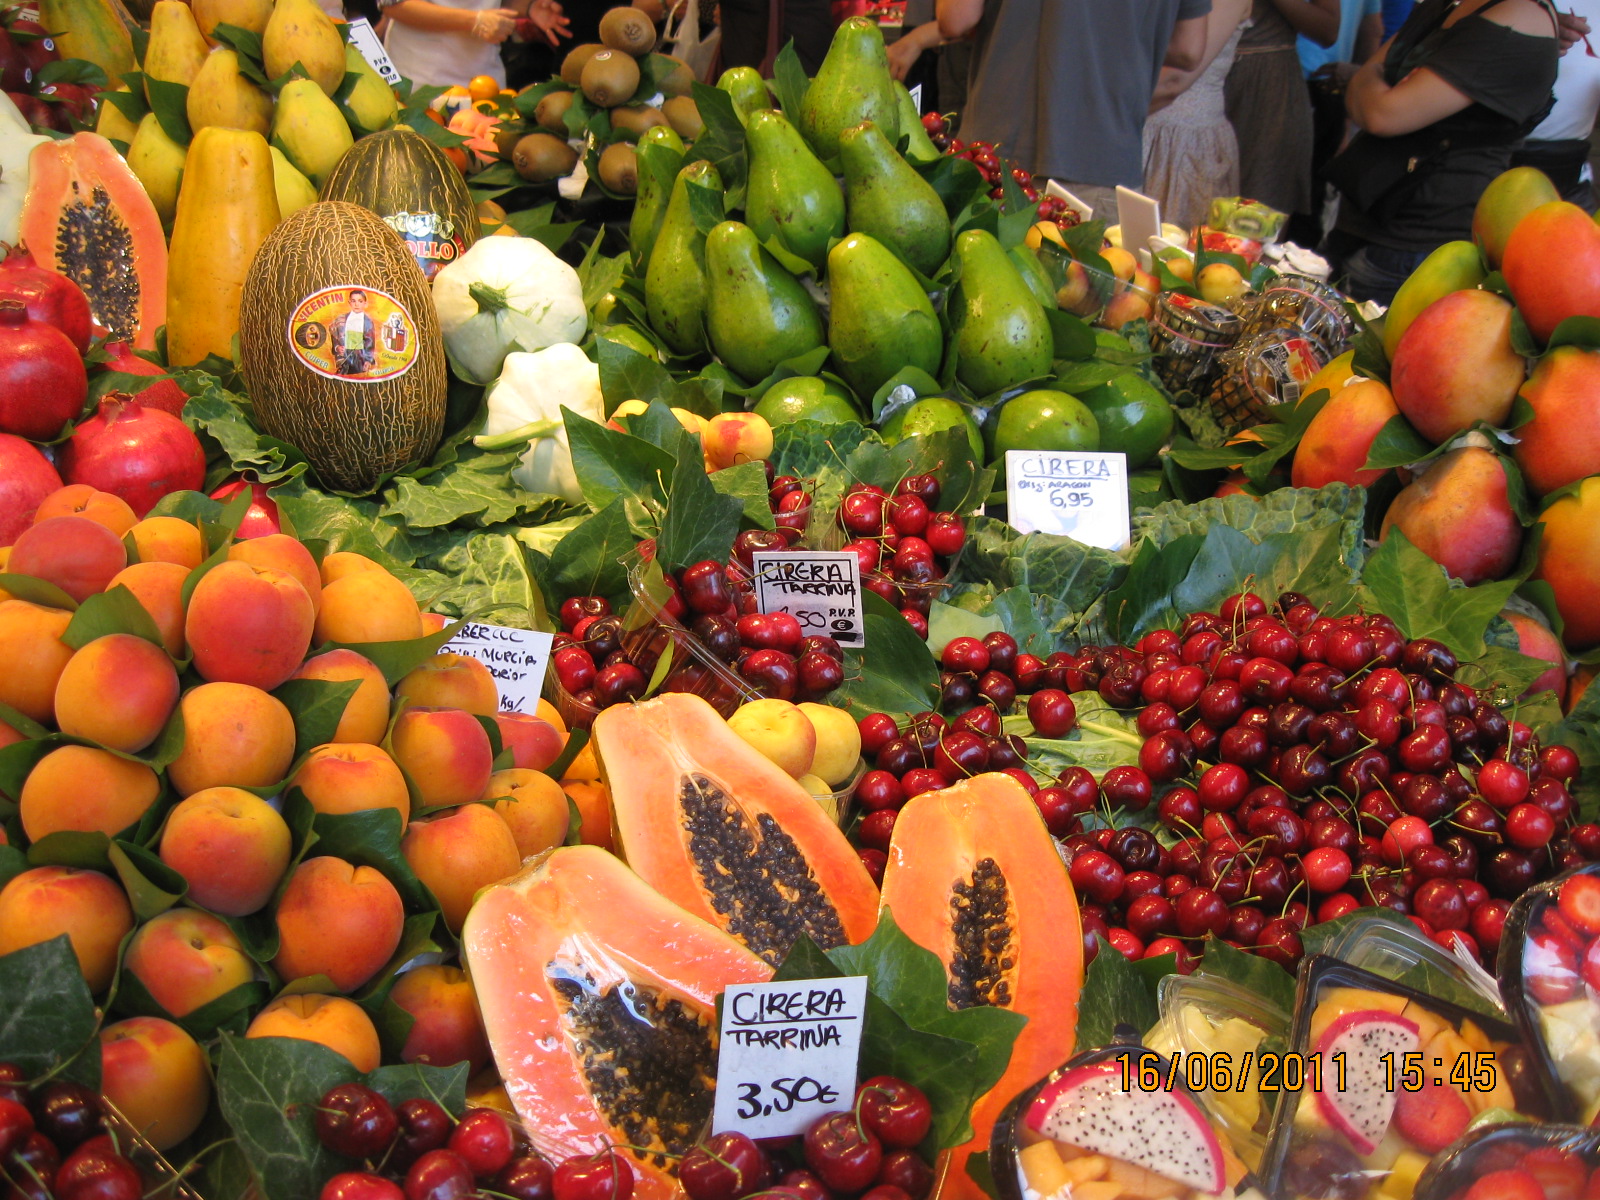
[960,0,1213,187]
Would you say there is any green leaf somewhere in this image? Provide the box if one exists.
[0,574,77,610]
[272,678,361,757]
[1011,692,1144,780]
[1044,308,1096,361]
[404,534,551,631]
[216,1034,349,1200]
[711,460,778,530]
[143,76,192,145]
[596,334,681,409]
[114,967,268,1039]
[770,419,879,483]
[1357,529,1523,660]
[1170,522,1360,619]
[688,82,748,197]
[27,830,113,871]
[60,585,167,650]
[317,617,466,688]
[1195,939,1295,1017]
[1073,944,1161,1053]
[1545,315,1600,352]
[949,515,1126,615]
[656,450,744,573]
[107,840,186,921]
[548,498,635,600]
[830,592,940,720]
[769,43,807,116]
[310,804,438,914]
[382,440,573,532]
[1363,415,1436,472]
[0,937,101,1086]
[686,176,727,236]
[365,1061,469,1113]
[1548,680,1600,821]
[564,408,677,512]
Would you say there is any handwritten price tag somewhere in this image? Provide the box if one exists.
[713,977,868,1140]
[443,623,554,715]
[346,18,402,84]
[1004,450,1130,550]
[750,551,866,649]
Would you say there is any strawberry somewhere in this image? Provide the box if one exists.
[1560,873,1600,935]
[1393,1077,1470,1155]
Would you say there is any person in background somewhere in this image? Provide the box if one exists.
[1291,0,1383,243]
[889,0,969,117]
[1513,0,1600,206]
[936,0,1212,218]
[720,0,835,74]
[383,0,567,86]
[1383,0,1415,34]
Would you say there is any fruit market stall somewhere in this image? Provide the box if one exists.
[5,4,1600,1200]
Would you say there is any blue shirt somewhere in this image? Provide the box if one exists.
[1384,0,1417,36]
[1299,0,1384,73]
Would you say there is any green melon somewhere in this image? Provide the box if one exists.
[239,201,447,494]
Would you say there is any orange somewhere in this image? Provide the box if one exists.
[468,75,500,103]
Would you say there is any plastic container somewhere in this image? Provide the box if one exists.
[1150,291,1245,397]
[807,757,866,826]
[1413,1121,1600,1200]
[1205,329,1325,432]
[1237,275,1355,357]
[1317,915,1506,1021]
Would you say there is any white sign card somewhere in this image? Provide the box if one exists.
[908,83,924,113]
[1005,450,1131,550]
[443,623,554,715]
[750,551,867,649]
[346,18,402,84]
[1116,186,1162,274]
[712,976,869,1140]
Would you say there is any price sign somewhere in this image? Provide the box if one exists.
[443,623,554,715]
[1005,450,1130,550]
[750,551,866,648]
[713,976,869,1140]
[346,18,402,84]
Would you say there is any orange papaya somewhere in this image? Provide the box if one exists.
[461,845,771,1200]
[880,772,1084,1200]
[592,692,879,966]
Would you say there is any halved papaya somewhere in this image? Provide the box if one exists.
[880,772,1084,1200]
[19,133,167,351]
[462,845,771,1200]
[593,692,879,966]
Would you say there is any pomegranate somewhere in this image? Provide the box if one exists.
[0,29,30,92]
[99,342,187,417]
[8,15,60,82]
[57,394,206,517]
[0,248,93,353]
[210,478,282,539]
[0,432,61,546]
[0,299,87,440]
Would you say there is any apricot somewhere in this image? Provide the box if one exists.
[401,803,521,932]
[702,412,774,472]
[272,856,405,992]
[288,648,392,745]
[494,712,564,772]
[20,745,161,841]
[123,908,255,1017]
[535,697,567,736]
[0,866,133,992]
[185,560,314,691]
[8,515,127,602]
[127,516,204,569]
[798,701,862,787]
[420,612,450,634]
[315,569,424,644]
[0,716,21,749]
[562,739,600,784]
[395,653,500,716]
[562,779,612,851]
[107,561,189,657]
[33,484,137,534]
[1534,475,1600,650]
[389,964,491,1072]
[245,993,381,1072]
[487,767,569,858]
[53,632,180,752]
[291,743,411,827]
[389,706,494,809]
[0,599,74,722]
[99,1017,211,1150]
[229,533,322,611]
[166,681,297,796]
[1101,289,1153,331]
[319,550,385,585]
[728,698,816,778]
[159,786,293,915]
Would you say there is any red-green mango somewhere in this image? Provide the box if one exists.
[1380,446,1522,586]
[1291,379,1400,489]
[1380,241,1485,361]
[1502,200,1600,344]
[1472,166,1559,268]
[1513,345,1600,496]
[1390,289,1525,445]
[1535,475,1600,650]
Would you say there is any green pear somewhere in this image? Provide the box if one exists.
[262,0,346,96]
[339,42,399,135]
[645,159,722,356]
[270,77,354,187]
[838,119,949,277]
[717,66,769,125]
[826,232,941,397]
[629,124,686,270]
[744,108,844,272]
[894,81,940,164]
[705,220,826,383]
[187,48,273,137]
[269,145,318,218]
[950,228,1054,395]
[127,113,186,227]
[799,17,899,162]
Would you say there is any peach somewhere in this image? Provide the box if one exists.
[1380,446,1523,585]
[20,745,161,841]
[536,697,567,736]
[420,612,449,634]
[562,779,612,850]
[186,560,314,691]
[99,1017,211,1150]
[159,786,293,915]
[727,698,816,778]
[389,964,491,1072]
[0,715,21,749]
[53,632,180,752]
[127,516,204,569]
[561,739,600,785]
[245,993,381,1072]
[1513,345,1600,497]
[1100,289,1152,331]
[123,908,256,1017]
[1055,259,1108,316]
[494,712,564,772]
[486,767,569,858]
[315,569,424,644]
[0,599,73,722]
[798,701,862,787]
[228,533,322,611]
[1504,611,1568,700]
[389,706,494,809]
[33,484,137,534]
[272,856,405,992]
[395,653,500,716]
[701,412,773,472]
[319,550,385,585]
[1503,199,1600,343]
[291,743,411,827]
[0,866,133,992]
[289,648,392,745]
[1099,245,1137,282]
[108,561,189,657]
[8,515,127,602]
[401,803,521,932]
[1534,475,1600,650]
[1197,262,1247,305]
[1390,290,1525,444]
[1291,379,1402,490]
[167,681,297,795]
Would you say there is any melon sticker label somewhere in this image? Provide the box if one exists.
[288,286,419,383]
[382,211,466,280]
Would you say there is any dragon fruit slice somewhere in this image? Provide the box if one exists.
[1022,1059,1226,1194]
[1313,1008,1420,1156]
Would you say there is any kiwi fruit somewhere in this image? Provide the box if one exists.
[609,104,668,136]
[581,48,642,108]
[560,43,604,85]
[535,89,575,133]
[662,95,702,140]
[511,132,579,183]
[493,123,524,158]
[599,6,655,56]
[657,54,694,98]
[598,142,639,194]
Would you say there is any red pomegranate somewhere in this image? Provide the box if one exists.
[0,299,86,440]
[0,248,92,353]
[209,477,282,539]
[99,341,188,417]
[57,394,206,517]
[0,432,61,546]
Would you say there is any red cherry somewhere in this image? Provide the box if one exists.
[552,1150,634,1200]
[804,1112,883,1194]
[679,1132,771,1200]
[856,1077,932,1149]
[449,1108,515,1179]
[323,1173,406,1200]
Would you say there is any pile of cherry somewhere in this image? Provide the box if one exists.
[852,591,1592,973]
[918,113,1076,225]
[0,1068,135,1200]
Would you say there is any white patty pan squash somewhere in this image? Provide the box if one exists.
[431,234,587,385]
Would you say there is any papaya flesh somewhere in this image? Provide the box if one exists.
[462,845,771,1200]
[593,692,880,966]
[880,772,1085,1200]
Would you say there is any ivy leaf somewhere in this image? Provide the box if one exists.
[60,585,165,650]
[0,937,101,1087]
[564,409,676,513]
[548,497,635,600]
[1357,529,1523,660]
[830,592,940,720]
[688,82,748,199]
[216,1034,352,1200]
[1073,944,1162,1053]
[657,449,743,572]
[272,679,361,758]
[1195,939,1295,1017]
[711,460,778,530]
[1095,534,1201,644]
[1364,414,1435,472]
[769,42,806,116]
[596,335,681,409]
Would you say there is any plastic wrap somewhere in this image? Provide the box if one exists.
[1413,1121,1600,1200]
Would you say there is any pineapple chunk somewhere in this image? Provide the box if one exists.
[1020,1141,1074,1197]
[1378,1150,1430,1199]
[1060,1156,1112,1185]
[1421,1027,1472,1093]
[1104,1159,1185,1198]
[1457,1019,1492,1054]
